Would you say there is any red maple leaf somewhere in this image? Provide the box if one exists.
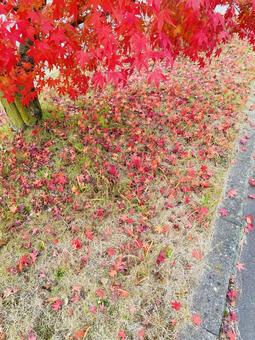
[76,51,90,68]
[51,298,63,311]
[192,313,202,326]
[192,249,204,260]
[17,255,31,273]
[219,208,228,217]
[54,173,68,185]
[148,70,166,87]
[107,247,116,257]
[156,250,166,265]
[230,312,237,322]
[93,72,106,88]
[71,238,82,250]
[95,288,106,299]
[171,300,181,311]
[226,330,236,340]
[85,229,94,241]
[137,328,145,339]
[245,215,254,225]
[186,0,202,11]
[107,164,119,178]
[227,189,237,198]
[248,178,255,187]
[118,330,127,340]
[236,262,245,272]
[227,289,238,300]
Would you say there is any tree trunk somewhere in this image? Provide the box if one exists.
[0,40,42,130]
[0,93,42,131]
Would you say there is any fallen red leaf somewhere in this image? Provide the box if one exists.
[192,249,204,260]
[227,289,238,300]
[107,247,116,257]
[249,178,255,187]
[226,330,236,340]
[71,238,82,250]
[85,229,94,241]
[171,300,181,311]
[137,328,145,339]
[51,298,63,311]
[192,313,202,326]
[245,215,254,225]
[227,189,237,198]
[118,330,127,339]
[95,288,106,299]
[236,262,245,272]
[156,250,167,265]
[219,208,228,217]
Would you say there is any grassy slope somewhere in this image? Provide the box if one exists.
[0,39,255,340]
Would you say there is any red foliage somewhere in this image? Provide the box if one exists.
[0,1,255,104]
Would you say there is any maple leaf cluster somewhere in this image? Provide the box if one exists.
[0,0,255,104]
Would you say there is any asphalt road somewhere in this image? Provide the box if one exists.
[237,179,255,339]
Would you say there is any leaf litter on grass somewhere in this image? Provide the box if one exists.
[0,37,255,339]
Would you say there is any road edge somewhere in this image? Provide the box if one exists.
[177,82,255,339]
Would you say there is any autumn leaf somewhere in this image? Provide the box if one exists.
[49,298,64,311]
[27,330,37,340]
[107,164,119,178]
[89,305,97,314]
[3,287,19,299]
[245,215,254,225]
[230,312,237,322]
[192,313,202,326]
[106,247,116,257]
[85,229,94,241]
[53,172,68,186]
[9,205,18,214]
[239,135,249,145]
[186,0,201,11]
[17,255,32,273]
[72,329,86,339]
[148,70,166,87]
[248,178,255,187]
[71,326,91,339]
[192,249,204,261]
[227,289,238,300]
[219,208,228,217]
[137,328,145,339]
[171,300,181,311]
[95,288,106,299]
[226,330,236,340]
[170,319,177,326]
[117,330,127,339]
[227,189,237,198]
[76,51,90,68]
[71,238,82,250]
[156,249,167,265]
[236,262,245,272]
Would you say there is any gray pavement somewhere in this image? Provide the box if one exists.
[237,188,255,340]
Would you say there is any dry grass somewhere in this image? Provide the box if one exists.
[0,38,255,340]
